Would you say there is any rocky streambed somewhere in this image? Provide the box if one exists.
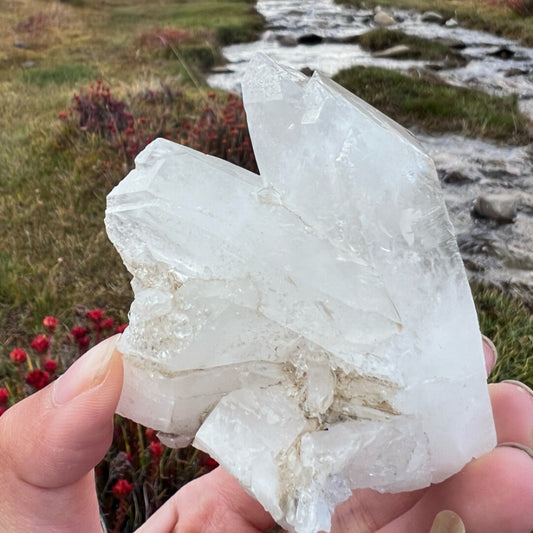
[208,0,533,302]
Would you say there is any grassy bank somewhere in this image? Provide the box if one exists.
[333,65,530,142]
[0,0,263,342]
[336,0,533,46]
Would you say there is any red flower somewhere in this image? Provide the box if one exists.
[30,334,50,354]
[115,324,128,334]
[77,336,91,349]
[44,359,58,373]
[205,457,219,471]
[149,440,165,459]
[26,369,50,390]
[87,309,104,323]
[43,316,59,333]
[71,325,88,338]
[112,479,134,498]
[0,406,7,417]
[100,317,114,329]
[9,348,27,364]
[145,427,156,441]
[58,110,67,120]
[0,388,8,404]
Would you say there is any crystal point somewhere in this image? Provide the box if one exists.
[105,54,496,533]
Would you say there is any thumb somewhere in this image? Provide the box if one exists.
[0,335,123,530]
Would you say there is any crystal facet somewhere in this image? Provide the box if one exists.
[105,54,496,533]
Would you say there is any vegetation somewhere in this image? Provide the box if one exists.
[474,285,533,388]
[357,27,466,64]
[0,0,263,342]
[336,0,533,46]
[333,65,530,142]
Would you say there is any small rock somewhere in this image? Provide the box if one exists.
[488,46,515,59]
[374,11,396,27]
[373,44,411,58]
[277,35,297,47]
[21,61,35,69]
[445,17,459,28]
[473,194,518,223]
[14,40,28,48]
[433,37,466,49]
[300,67,314,77]
[297,33,323,45]
[210,65,234,74]
[421,11,444,24]
[441,170,474,184]
[505,67,528,77]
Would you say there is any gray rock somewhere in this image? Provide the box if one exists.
[21,61,35,69]
[421,11,444,24]
[433,37,466,49]
[14,40,28,49]
[373,44,411,58]
[473,194,518,223]
[297,33,323,45]
[441,170,475,184]
[488,46,515,59]
[374,11,396,27]
[277,34,297,47]
[445,17,459,28]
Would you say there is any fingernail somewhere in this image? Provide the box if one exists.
[482,335,498,373]
[502,380,533,400]
[497,442,533,459]
[429,510,465,533]
[53,334,121,406]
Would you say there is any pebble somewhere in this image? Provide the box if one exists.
[473,194,519,223]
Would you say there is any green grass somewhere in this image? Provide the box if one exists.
[474,285,533,388]
[333,65,530,143]
[0,0,264,341]
[357,28,467,64]
[21,63,98,86]
[335,0,533,46]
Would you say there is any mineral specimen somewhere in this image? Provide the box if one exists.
[105,54,496,533]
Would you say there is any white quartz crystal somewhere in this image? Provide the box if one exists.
[105,54,496,533]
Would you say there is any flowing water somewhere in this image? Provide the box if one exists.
[208,0,533,300]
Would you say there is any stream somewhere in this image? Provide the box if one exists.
[208,0,533,302]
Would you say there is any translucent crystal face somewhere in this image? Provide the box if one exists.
[105,54,496,533]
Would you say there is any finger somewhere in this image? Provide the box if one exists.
[489,381,533,448]
[482,335,498,376]
[0,335,123,532]
[329,487,425,533]
[378,446,533,533]
[137,467,277,533]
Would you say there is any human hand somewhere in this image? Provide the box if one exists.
[1,335,532,533]
[0,335,123,532]
[139,337,533,533]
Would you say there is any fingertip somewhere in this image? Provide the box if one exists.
[482,335,497,376]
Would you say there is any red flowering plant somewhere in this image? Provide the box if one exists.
[2,307,215,532]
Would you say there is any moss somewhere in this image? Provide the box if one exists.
[333,66,530,143]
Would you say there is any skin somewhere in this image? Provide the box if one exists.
[1,337,533,533]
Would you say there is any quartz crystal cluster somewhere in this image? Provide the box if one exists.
[105,54,496,533]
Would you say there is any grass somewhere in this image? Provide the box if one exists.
[0,0,263,343]
[357,28,467,64]
[335,0,533,46]
[474,285,533,388]
[333,65,530,142]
